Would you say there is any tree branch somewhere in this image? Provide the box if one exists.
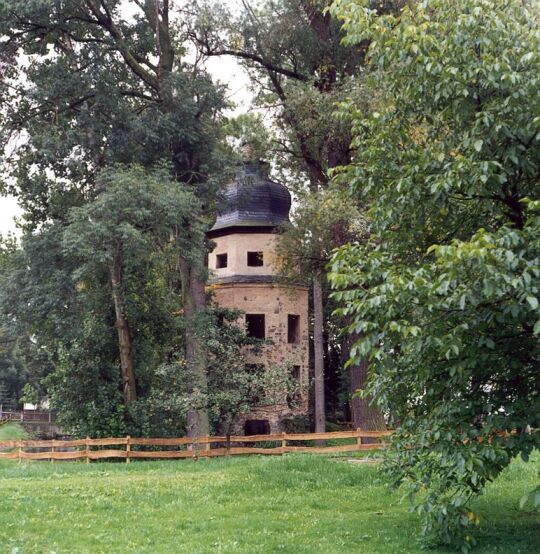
[84,0,160,91]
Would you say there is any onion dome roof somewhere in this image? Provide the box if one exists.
[208,161,291,236]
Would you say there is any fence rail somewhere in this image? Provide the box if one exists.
[0,410,54,423]
[0,429,392,463]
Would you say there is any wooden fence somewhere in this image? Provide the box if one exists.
[0,429,392,463]
[0,409,55,423]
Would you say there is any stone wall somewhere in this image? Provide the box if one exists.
[209,282,309,434]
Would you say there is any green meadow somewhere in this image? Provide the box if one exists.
[0,428,537,554]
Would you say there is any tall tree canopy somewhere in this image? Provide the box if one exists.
[0,1,229,436]
[330,0,540,549]
[0,236,31,410]
[60,165,202,408]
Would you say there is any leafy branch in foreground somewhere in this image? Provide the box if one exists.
[329,0,540,550]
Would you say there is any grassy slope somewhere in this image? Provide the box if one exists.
[0,453,537,554]
[0,422,29,441]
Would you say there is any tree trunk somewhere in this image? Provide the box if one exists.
[313,272,326,434]
[343,330,386,436]
[349,359,386,431]
[178,257,210,438]
[110,247,137,404]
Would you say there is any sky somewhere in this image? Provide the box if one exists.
[0,2,250,237]
[0,196,21,236]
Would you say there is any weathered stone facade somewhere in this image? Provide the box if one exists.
[209,281,309,434]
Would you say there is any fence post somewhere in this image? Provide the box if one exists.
[85,437,90,464]
[126,435,131,464]
[18,440,22,463]
[205,435,211,453]
[281,432,287,454]
[356,428,362,450]
[51,443,55,464]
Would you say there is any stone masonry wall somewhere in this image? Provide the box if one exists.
[209,282,309,434]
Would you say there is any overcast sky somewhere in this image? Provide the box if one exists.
[0,197,21,236]
[0,3,250,237]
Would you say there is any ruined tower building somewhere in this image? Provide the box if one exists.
[207,155,309,435]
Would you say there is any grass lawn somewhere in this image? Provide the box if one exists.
[0,450,538,554]
[0,422,29,441]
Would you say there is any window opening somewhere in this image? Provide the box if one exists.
[287,315,300,344]
[247,251,264,267]
[216,253,228,269]
[246,364,265,405]
[245,363,264,374]
[244,419,270,435]
[246,314,265,339]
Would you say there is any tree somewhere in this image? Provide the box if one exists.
[204,308,300,440]
[329,0,540,549]
[189,0,399,431]
[153,307,300,443]
[0,181,191,436]
[0,1,229,436]
[0,237,32,410]
[0,228,81,412]
[62,165,202,405]
[0,325,30,411]
[276,188,386,433]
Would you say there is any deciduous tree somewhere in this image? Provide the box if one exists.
[330,0,540,549]
[0,1,229,436]
[190,0,398,431]
[62,165,202,406]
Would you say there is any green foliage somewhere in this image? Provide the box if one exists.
[0,325,29,411]
[277,187,366,278]
[191,0,393,425]
[0,236,51,408]
[221,113,274,163]
[154,307,300,436]
[329,0,540,550]
[0,2,229,435]
[62,163,203,297]
[2,223,124,434]
[191,0,370,188]
[0,165,209,437]
[47,165,206,436]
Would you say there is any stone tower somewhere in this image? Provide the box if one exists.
[207,156,309,435]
